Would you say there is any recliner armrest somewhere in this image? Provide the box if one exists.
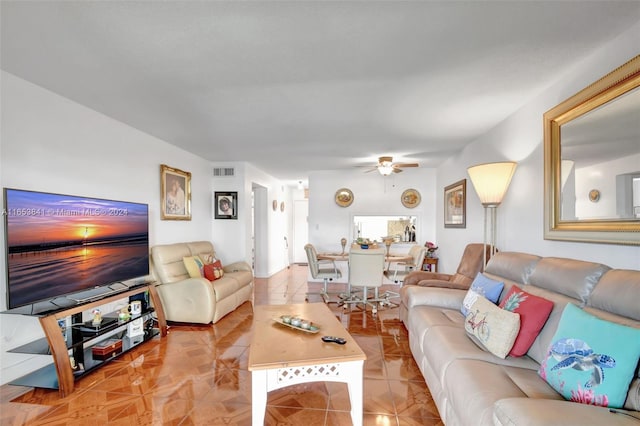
[404,271,453,286]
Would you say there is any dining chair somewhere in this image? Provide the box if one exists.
[304,243,342,303]
[384,245,427,284]
[341,246,395,314]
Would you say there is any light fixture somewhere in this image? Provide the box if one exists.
[377,158,394,176]
[297,180,304,190]
[467,161,517,269]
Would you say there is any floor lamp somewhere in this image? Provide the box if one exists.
[467,161,517,269]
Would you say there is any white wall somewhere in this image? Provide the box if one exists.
[0,72,246,384]
[207,160,292,277]
[308,168,437,253]
[435,22,640,274]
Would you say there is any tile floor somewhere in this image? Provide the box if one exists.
[0,264,443,425]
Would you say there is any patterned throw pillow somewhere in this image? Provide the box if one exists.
[464,295,520,359]
[461,273,505,317]
[499,286,554,357]
[203,260,225,281]
[538,303,640,408]
[183,256,205,278]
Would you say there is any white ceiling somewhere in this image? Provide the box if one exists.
[2,1,639,183]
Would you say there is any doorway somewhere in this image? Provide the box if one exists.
[252,184,268,278]
[293,199,309,264]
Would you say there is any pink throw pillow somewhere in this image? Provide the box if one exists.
[499,286,553,357]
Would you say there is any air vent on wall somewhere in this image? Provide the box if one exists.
[213,167,235,177]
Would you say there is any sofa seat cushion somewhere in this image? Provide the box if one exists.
[444,359,564,426]
[422,324,540,385]
[209,276,244,301]
[493,398,640,426]
[223,270,253,287]
[407,304,464,345]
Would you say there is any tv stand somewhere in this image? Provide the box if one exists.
[5,283,166,397]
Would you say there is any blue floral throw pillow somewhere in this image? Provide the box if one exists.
[461,273,505,317]
[538,303,640,408]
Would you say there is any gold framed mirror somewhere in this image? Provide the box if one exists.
[544,55,640,245]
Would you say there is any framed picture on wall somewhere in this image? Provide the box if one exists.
[160,164,191,220]
[444,179,466,228]
[215,192,238,220]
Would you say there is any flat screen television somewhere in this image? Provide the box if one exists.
[4,188,150,311]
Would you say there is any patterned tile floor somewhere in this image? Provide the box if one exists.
[0,264,443,425]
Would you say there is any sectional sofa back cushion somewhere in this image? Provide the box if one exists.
[528,257,609,305]
[484,252,541,285]
[187,241,217,264]
[151,243,194,283]
[586,268,640,411]
[151,241,217,284]
[539,303,640,408]
[588,269,640,322]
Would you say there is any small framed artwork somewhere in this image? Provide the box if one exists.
[444,179,466,228]
[215,192,238,220]
[160,164,191,220]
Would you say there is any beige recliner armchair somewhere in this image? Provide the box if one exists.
[402,243,491,290]
[150,241,253,324]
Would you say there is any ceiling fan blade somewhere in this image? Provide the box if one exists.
[394,163,419,168]
[392,168,403,173]
[364,167,378,173]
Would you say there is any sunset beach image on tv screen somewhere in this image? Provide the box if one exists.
[5,188,149,308]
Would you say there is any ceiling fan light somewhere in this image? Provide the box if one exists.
[378,164,394,176]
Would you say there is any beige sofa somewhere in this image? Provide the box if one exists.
[400,251,640,425]
[151,241,253,324]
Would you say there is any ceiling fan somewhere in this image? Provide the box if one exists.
[363,156,419,176]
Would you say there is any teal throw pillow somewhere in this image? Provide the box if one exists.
[461,272,505,317]
[538,303,640,408]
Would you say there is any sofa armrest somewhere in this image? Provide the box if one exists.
[493,398,640,426]
[155,277,216,324]
[404,271,453,286]
[223,261,253,273]
[402,285,466,310]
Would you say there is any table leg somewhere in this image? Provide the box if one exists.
[347,360,364,426]
[251,370,267,426]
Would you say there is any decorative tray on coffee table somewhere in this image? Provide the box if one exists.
[273,315,320,334]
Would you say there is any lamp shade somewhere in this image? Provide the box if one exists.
[467,161,517,207]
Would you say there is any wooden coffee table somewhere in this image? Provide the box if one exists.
[248,303,366,426]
